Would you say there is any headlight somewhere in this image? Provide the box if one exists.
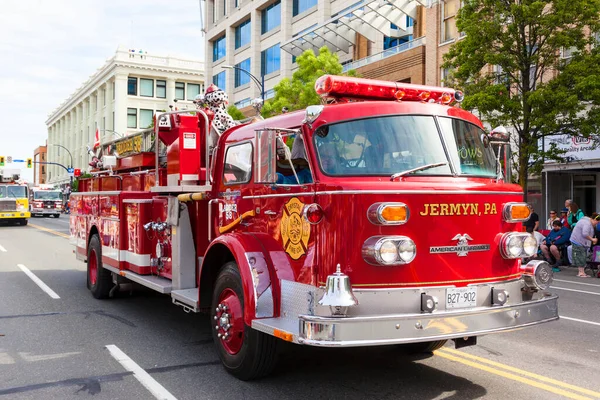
[500,232,536,259]
[362,236,416,266]
[17,204,25,211]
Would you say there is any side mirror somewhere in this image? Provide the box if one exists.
[255,129,278,184]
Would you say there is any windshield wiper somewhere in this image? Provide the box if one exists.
[390,162,448,181]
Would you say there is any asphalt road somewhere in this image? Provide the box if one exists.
[1,217,600,399]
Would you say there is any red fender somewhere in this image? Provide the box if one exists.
[201,232,295,325]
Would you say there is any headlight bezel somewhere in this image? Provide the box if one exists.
[362,235,416,266]
[500,232,537,259]
[503,202,533,223]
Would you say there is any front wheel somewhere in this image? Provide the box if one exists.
[54,214,60,218]
[19,219,28,226]
[87,234,112,299]
[211,261,278,380]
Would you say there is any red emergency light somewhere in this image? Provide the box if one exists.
[314,75,463,105]
[74,169,81,177]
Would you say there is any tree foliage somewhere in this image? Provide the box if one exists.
[227,104,246,120]
[443,0,600,196]
[261,46,356,118]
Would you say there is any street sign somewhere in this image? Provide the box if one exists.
[12,159,24,162]
[67,167,75,177]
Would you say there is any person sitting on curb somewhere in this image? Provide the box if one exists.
[540,220,571,271]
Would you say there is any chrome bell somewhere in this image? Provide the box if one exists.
[318,264,358,316]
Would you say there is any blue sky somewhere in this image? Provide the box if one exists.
[0,0,205,182]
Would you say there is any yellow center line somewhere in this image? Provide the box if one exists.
[435,348,599,400]
[438,347,600,398]
[28,223,70,239]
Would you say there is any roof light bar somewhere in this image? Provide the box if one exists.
[314,75,463,104]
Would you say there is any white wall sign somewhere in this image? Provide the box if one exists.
[545,135,600,162]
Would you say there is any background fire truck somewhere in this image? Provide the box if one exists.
[70,76,558,380]
[0,168,30,225]
[30,185,63,217]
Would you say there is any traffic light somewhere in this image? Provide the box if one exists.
[0,156,4,166]
[26,158,32,168]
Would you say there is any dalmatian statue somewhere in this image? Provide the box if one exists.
[203,83,238,134]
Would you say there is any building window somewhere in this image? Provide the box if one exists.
[261,1,281,34]
[127,108,137,128]
[235,58,251,87]
[140,78,154,97]
[235,98,251,108]
[223,0,226,15]
[213,35,226,61]
[235,0,239,7]
[140,109,154,128]
[175,82,185,100]
[103,88,106,105]
[127,77,137,95]
[235,19,251,49]
[441,68,450,87]
[261,44,280,76]
[156,80,166,98]
[561,46,577,59]
[112,81,115,99]
[187,83,201,100]
[213,71,226,90]
[293,0,317,16]
[441,0,459,43]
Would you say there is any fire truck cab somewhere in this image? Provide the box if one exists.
[0,168,30,225]
[30,185,63,217]
[71,75,558,380]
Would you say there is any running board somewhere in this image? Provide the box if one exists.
[103,264,172,294]
[171,288,200,313]
[252,318,300,343]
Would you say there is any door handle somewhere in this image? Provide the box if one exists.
[264,210,277,216]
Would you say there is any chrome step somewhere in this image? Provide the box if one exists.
[104,265,172,294]
[252,318,300,343]
[171,288,200,312]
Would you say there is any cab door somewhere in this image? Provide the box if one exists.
[253,129,316,284]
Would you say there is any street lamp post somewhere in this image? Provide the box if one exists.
[222,65,264,100]
[52,144,74,184]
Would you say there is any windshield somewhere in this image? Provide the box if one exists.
[313,115,496,177]
[34,191,62,200]
[0,185,27,198]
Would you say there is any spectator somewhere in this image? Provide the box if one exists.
[569,215,600,277]
[524,209,540,232]
[546,210,560,230]
[565,199,585,227]
[559,208,571,230]
[540,220,571,270]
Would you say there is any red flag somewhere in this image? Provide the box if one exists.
[93,128,100,150]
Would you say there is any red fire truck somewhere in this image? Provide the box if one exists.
[70,75,558,380]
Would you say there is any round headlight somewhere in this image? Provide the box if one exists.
[522,235,537,257]
[398,239,416,263]
[507,235,524,258]
[378,240,399,264]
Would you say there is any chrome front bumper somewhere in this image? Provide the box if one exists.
[298,294,558,347]
[32,208,60,215]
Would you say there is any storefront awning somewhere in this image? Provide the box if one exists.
[281,0,426,57]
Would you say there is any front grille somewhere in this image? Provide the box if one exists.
[44,201,55,208]
[0,200,17,211]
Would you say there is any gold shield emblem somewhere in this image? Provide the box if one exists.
[281,197,311,260]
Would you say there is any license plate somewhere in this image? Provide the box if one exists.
[446,287,477,309]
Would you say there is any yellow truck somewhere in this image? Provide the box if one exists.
[0,168,30,226]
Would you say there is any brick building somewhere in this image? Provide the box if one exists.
[33,144,47,185]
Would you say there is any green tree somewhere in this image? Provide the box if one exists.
[443,0,600,197]
[227,104,247,120]
[261,46,356,118]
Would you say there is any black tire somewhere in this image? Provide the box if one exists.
[54,214,60,218]
[87,234,112,299]
[20,219,28,226]
[401,340,447,354]
[211,261,278,380]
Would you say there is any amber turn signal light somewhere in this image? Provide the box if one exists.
[367,203,409,225]
[503,202,532,223]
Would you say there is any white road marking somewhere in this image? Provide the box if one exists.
[0,352,16,365]
[552,286,600,296]
[561,316,600,327]
[0,244,6,252]
[17,264,60,299]
[19,351,80,362]
[106,345,177,400]
[553,278,600,288]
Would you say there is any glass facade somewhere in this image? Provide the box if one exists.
[261,1,280,34]
[140,78,153,97]
[235,20,251,49]
[213,35,226,61]
[293,0,317,16]
[127,77,137,95]
[234,58,251,88]
[261,44,280,76]
[213,71,226,90]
